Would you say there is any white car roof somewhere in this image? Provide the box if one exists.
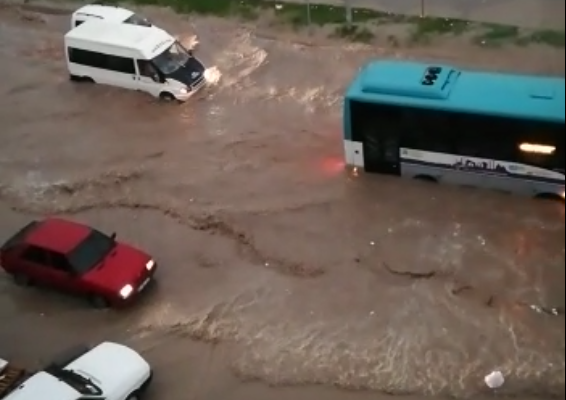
[73,4,134,23]
[1,371,79,400]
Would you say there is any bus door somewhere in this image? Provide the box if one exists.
[363,131,401,175]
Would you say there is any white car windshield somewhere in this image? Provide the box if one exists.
[124,13,152,27]
[151,42,191,75]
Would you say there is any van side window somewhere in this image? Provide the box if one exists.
[106,55,136,74]
[67,48,135,74]
[75,20,84,27]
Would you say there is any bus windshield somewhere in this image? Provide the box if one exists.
[151,42,191,75]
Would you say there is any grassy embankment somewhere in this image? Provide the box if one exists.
[101,0,564,47]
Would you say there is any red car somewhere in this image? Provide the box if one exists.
[0,217,157,307]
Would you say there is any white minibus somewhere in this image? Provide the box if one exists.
[64,20,206,102]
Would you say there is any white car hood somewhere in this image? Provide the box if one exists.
[65,342,150,397]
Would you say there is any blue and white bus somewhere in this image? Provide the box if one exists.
[343,60,564,199]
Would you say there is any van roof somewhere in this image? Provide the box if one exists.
[72,4,134,23]
[65,20,175,59]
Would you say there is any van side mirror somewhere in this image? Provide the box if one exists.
[151,73,162,83]
[110,232,116,240]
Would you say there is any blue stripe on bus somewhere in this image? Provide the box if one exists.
[401,158,564,185]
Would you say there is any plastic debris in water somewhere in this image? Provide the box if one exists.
[484,370,504,389]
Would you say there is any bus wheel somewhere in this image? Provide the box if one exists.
[414,175,437,183]
[535,193,564,202]
[159,92,176,102]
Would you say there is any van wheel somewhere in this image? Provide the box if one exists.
[126,392,140,400]
[89,294,110,309]
[69,75,94,83]
[13,273,31,286]
[159,92,176,102]
[414,175,438,183]
[535,193,564,202]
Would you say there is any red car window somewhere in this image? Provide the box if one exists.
[21,246,49,265]
[48,251,73,273]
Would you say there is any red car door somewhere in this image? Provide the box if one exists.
[18,245,56,285]
[46,251,83,294]
[19,246,71,291]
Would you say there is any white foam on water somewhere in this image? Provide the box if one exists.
[177,34,199,50]
[211,31,268,90]
[9,170,68,201]
[203,66,222,86]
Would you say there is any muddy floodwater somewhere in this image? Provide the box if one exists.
[0,2,564,400]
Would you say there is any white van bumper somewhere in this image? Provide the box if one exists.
[175,77,206,102]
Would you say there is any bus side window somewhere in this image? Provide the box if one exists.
[403,107,452,153]
[451,112,514,160]
[349,101,383,142]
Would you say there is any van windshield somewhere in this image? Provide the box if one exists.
[124,13,152,27]
[151,42,191,75]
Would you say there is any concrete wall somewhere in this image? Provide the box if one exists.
[276,0,565,29]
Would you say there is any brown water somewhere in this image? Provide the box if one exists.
[0,2,564,400]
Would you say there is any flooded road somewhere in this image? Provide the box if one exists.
[0,2,564,399]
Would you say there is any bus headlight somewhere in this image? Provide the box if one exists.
[119,284,134,299]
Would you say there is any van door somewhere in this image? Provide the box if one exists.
[135,60,164,97]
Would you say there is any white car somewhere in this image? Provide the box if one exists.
[71,4,159,31]
[1,342,152,400]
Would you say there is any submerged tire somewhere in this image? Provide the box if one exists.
[414,174,438,183]
[535,193,564,202]
[159,92,175,102]
[126,392,140,400]
[69,75,94,83]
[89,294,110,309]
[13,273,31,286]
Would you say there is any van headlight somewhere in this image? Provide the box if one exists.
[146,260,155,271]
[179,87,188,94]
[119,284,134,299]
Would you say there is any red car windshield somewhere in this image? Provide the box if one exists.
[66,229,115,274]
